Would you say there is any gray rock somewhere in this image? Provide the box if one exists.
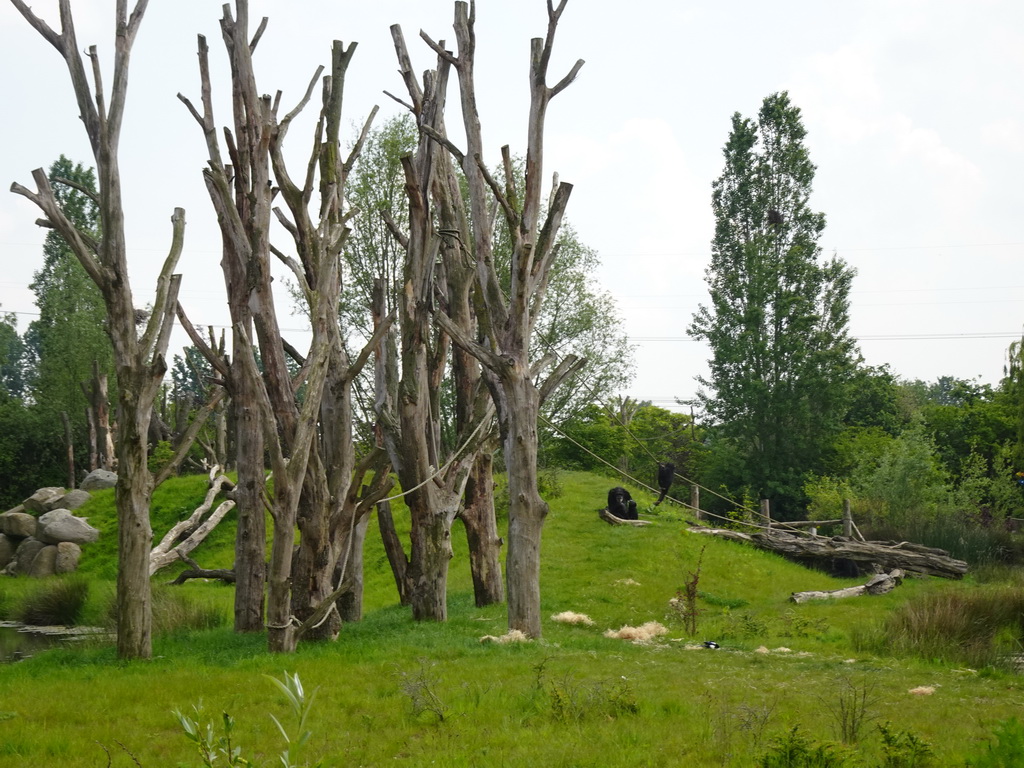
[0,511,38,538]
[60,489,92,511]
[28,545,58,578]
[0,534,15,570]
[36,509,100,545]
[23,487,66,514]
[54,542,82,574]
[80,469,117,492]
[13,538,46,574]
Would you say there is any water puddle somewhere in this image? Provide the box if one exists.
[0,621,108,662]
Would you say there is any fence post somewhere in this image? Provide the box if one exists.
[690,485,701,521]
[842,499,853,538]
[761,498,771,529]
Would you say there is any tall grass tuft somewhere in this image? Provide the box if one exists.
[106,586,228,635]
[152,586,227,634]
[17,577,89,626]
[863,586,1024,669]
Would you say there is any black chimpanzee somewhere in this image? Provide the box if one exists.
[607,487,638,520]
[654,462,675,506]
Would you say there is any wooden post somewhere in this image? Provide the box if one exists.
[690,485,701,521]
[761,498,771,529]
[842,499,853,538]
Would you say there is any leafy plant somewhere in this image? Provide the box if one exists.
[174,672,321,768]
[876,721,933,767]
[963,717,1024,767]
[757,726,851,768]
[175,705,252,767]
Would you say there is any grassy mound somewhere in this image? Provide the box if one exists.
[0,470,1019,766]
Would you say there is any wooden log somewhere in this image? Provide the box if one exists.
[165,553,236,585]
[599,508,652,527]
[790,569,904,603]
[689,526,967,579]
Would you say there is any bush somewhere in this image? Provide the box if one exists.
[862,586,1024,669]
[964,717,1024,767]
[17,577,89,626]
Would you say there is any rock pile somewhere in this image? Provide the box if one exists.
[0,469,112,577]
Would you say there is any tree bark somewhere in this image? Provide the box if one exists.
[690,527,968,579]
[461,452,504,606]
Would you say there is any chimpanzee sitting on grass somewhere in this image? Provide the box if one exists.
[607,486,638,520]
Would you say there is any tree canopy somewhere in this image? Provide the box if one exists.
[689,92,857,516]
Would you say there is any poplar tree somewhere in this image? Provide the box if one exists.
[689,92,856,516]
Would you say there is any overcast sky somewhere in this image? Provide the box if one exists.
[2,0,1022,413]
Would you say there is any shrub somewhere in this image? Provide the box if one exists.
[964,717,1024,767]
[17,577,89,626]
[865,586,1024,669]
[152,587,227,634]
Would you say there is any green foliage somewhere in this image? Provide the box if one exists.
[853,422,950,526]
[151,586,228,635]
[539,668,639,723]
[757,726,851,767]
[876,721,934,767]
[690,92,857,517]
[176,706,253,767]
[861,585,1024,668]
[27,156,112,426]
[17,577,89,626]
[175,672,320,768]
[964,717,1024,767]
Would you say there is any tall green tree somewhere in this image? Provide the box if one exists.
[27,156,111,422]
[689,92,857,517]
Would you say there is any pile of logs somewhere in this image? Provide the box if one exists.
[689,526,968,579]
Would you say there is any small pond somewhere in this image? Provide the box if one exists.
[0,621,107,662]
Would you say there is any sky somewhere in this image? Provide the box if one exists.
[1,0,1022,415]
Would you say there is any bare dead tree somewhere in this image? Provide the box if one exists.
[378,28,501,622]
[417,0,586,637]
[180,2,394,652]
[10,0,183,659]
[176,3,273,633]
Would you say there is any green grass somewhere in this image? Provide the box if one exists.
[0,470,1021,766]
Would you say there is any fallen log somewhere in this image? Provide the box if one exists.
[790,569,904,603]
[599,508,652,527]
[689,526,967,579]
[165,553,236,585]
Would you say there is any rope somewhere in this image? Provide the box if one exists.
[377,414,490,504]
[540,414,780,533]
[597,403,766,524]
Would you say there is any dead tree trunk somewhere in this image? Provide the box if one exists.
[409,1,585,637]
[382,28,499,623]
[11,0,184,660]
[177,16,272,634]
[690,527,968,579]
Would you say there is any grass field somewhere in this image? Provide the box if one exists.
[1,471,1022,766]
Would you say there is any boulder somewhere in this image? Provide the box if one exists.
[0,534,15,570]
[36,509,100,545]
[0,511,38,538]
[54,542,82,574]
[60,489,92,511]
[80,469,117,492]
[23,487,66,514]
[13,538,46,574]
[28,545,58,578]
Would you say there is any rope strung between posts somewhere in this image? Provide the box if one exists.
[540,414,780,533]
[597,405,766,524]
